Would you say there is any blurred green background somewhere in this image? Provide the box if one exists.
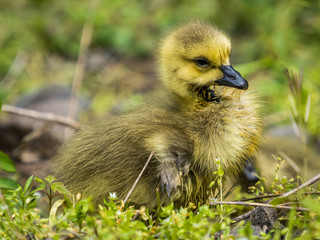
[0,0,319,138]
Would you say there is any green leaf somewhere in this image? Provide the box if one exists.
[45,175,56,183]
[209,180,216,188]
[0,151,16,173]
[0,99,2,111]
[270,197,286,206]
[159,202,174,218]
[302,199,320,215]
[23,175,34,193]
[49,199,65,225]
[36,182,46,191]
[0,177,18,190]
[51,182,72,196]
[34,176,44,183]
[26,197,37,206]
[217,166,224,177]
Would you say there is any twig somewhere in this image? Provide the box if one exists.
[211,201,308,212]
[67,22,91,121]
[275,173,320,199]
[230,173,320,223]
[231,208,255,222]
[1,104,79,129]
[65,0,100,139]
[123,152,154,205]
[244,173,320,203]
[63,230,84,239]
[1,52,28,86]
[240,193,282,201]
[279,202,300,206]
[240,191,320,202]
[67,0,99,121]
[131,210,141,221]
[279,151,300,173]
[300,191,320,196]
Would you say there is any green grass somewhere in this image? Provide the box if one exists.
[1,172,320,239]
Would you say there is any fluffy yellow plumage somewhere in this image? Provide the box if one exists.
[55,21,262,208]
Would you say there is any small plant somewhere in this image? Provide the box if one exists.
[212,158,226,221]
[36,175,72,215]
[0,172,320,239]
[0,101,18,191]
[0,151,18,190]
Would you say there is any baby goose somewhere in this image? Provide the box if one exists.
[55,21,261,208]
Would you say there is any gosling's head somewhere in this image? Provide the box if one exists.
[159,21,248,104]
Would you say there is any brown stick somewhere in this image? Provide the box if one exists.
[1,104,79,129]
[231,208,255,222]
[240,191,320,202]
[67,19,93,121]
[276,173,320,199]
[65,0,99,138]
[211,201,308,211]
[229,173,320,223]
[240,193,282,201]
[123,152,154,205]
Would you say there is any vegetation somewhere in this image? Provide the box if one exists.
[1,0,320,239]
[1,170,320,239]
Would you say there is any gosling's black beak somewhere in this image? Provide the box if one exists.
[215,65,249,90]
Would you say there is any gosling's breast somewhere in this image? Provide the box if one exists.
[187,93,261,174]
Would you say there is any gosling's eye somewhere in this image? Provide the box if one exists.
[194,57,210,68]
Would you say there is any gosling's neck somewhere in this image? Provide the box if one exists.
[164,85,227,113]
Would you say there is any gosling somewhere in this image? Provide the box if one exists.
[55,21,261,208]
